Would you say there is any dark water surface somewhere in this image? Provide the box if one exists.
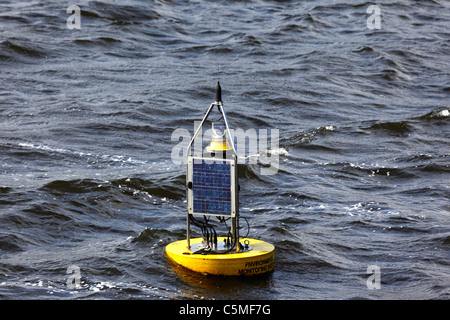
[0,0,449,299]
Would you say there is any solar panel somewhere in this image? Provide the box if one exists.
[187,156,236,217]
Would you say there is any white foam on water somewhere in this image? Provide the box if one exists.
[438,109,449,117]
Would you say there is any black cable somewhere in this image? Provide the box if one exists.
[240,216,250,239]
[190,214,251,254]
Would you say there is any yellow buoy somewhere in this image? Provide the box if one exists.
[166,237,274,276]
[165,82,275,277]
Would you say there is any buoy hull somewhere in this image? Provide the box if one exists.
[166,237,274,276]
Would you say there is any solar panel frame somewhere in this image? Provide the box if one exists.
[187,156,237,217]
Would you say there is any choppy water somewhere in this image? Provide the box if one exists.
[0,0,449,300]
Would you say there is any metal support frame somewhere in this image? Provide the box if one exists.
[185,100,240,252]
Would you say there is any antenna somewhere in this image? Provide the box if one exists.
[217,64,221,82]
[215,81,222,104]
